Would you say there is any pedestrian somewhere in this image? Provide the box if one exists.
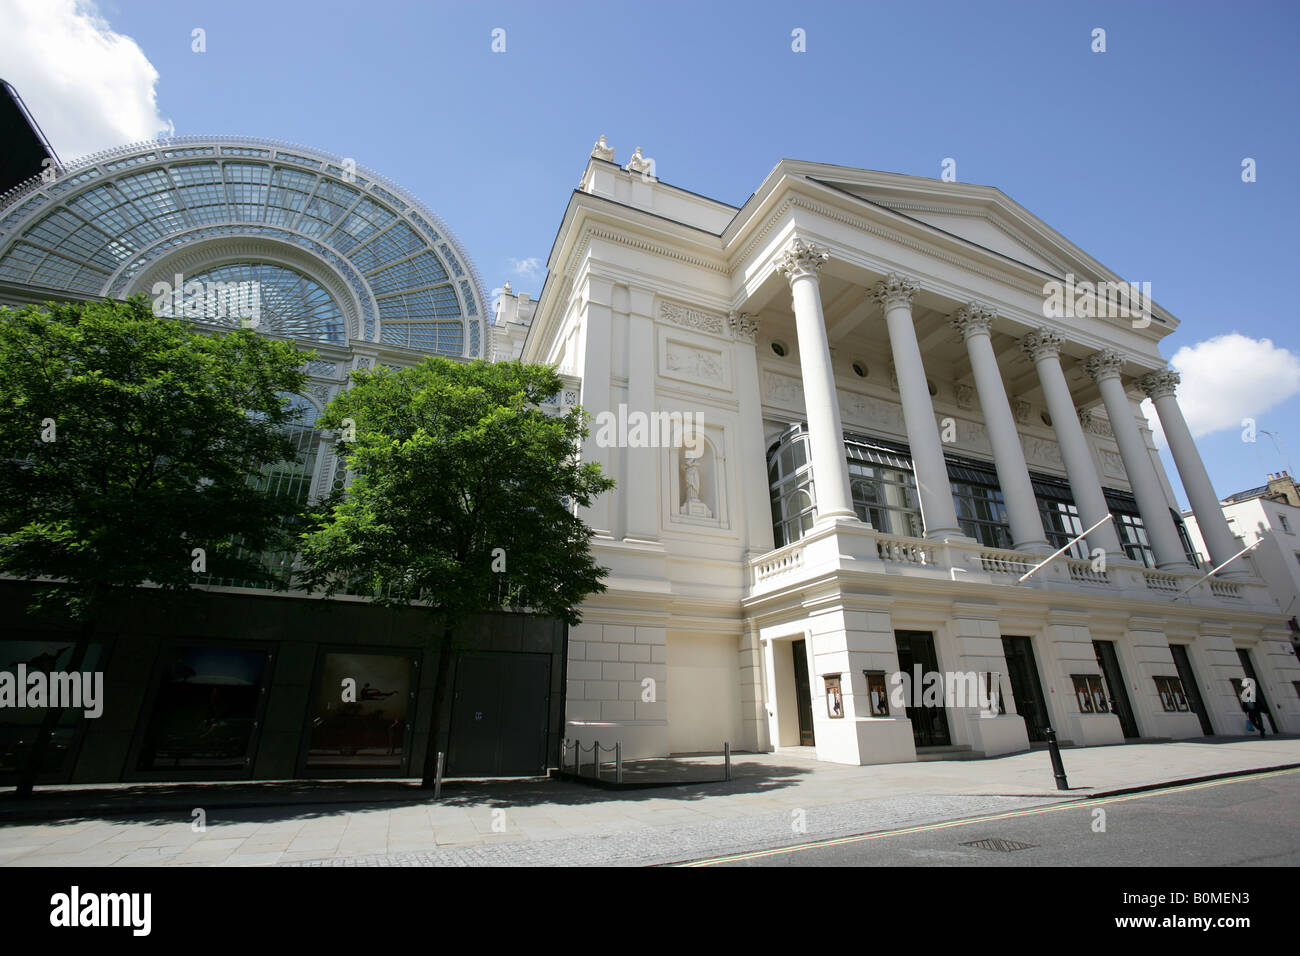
[1239,680,1266,738]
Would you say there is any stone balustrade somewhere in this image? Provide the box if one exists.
[746,522,1274,611]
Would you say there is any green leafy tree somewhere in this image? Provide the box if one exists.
[299,357,613,787]
[0,296,310,795]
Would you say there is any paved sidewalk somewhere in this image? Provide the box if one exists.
[1,736,1296,866]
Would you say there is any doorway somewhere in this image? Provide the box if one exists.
[1169,644,1214,736]
[1236,648,1277,734]
[895,630,951,747]
[1002,636,1050,742]
[1093,640,1139,738]
[791,639,815,746]
[447,651,551,776]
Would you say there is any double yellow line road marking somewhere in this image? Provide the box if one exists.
[675,767,1300,866]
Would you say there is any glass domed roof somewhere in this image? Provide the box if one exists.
[0,136,487,358]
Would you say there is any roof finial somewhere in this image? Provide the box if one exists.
[591,135,614,161]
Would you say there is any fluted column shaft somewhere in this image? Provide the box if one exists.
[873,273,962,538]
[1023,330,1124,557]
[1141,369,1242,573]
[952,304,1049,551]
[777,239,855,522]
[1086,351,1191,569]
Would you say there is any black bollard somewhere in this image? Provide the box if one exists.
[1045,727,1069,790]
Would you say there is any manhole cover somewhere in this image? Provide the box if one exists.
[959,837,1038,853]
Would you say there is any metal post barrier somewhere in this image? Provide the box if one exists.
[724,741,731,782]
[592,739,599,779]
[615,741,623,784]
[1045,727,1069,790]
[434,751,445,799]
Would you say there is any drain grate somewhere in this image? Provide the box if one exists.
[959,837,1038,853]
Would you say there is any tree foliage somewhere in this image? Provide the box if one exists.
[299,358,613,627]
[0,296,310,618]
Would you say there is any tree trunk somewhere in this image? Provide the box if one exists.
[419,627,456,789]
[15,616,94,798]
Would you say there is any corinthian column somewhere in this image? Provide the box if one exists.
[1022,329,1123,557]
[951,303,1049,551]
[1141,369,1243,574]
[871,273,962,538]
[1085,350,1191,570]
[776,238,855,522]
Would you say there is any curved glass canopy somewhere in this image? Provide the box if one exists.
[0,137,487,358]
[155,261,347,343]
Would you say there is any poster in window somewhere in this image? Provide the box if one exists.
[137,646,268,770]
[1072,675,1094,713]
[824,675,843,718]
[307,652,414,767]
[865,671,890,716]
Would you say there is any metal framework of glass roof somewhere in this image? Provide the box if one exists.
[0,136,487,358]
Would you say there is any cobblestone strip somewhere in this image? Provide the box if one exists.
[283,793,1068,867]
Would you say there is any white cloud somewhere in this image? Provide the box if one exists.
[1140,333,1300,446]
[0,0,170,162]
[508,257,542,280]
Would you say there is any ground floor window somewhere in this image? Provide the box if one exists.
[305,650,416,770]
[136,645,271,772]
[0,637,104,779]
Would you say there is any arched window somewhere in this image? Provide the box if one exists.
[767,425,816,547]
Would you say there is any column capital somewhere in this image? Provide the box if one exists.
[950,301,997,340]
[1021,328,1063,361]
[1140,368,1181,400]
[775,238,829,284]
[869,272,920,310]
[1083,349,1126,383]
[728,310,760,342]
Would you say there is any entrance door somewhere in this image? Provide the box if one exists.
[1236,648,1276,733]
[1093,640,1139,738]
[447,652,551,776]
[791,639,815,746]
[895,631,951,747]
[1169,644,1214,735]
[1002,635,1050,742]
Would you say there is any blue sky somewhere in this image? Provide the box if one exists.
[5,0,1299,507]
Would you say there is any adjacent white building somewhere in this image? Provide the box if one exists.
[1184,473,1300,652]
[501,141,1300,764]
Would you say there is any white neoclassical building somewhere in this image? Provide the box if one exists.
[504,141,1300,764]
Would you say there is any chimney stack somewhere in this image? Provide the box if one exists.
[1265,471,1300,507]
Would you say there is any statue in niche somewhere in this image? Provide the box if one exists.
[682,450,712,518]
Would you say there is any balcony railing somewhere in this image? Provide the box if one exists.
[746,521,1271,609]
[877,537,934,566]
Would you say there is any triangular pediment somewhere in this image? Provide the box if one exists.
[813,176,1072,275]
[774,163,1147,297]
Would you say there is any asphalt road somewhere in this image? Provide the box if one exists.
[681,768,1300,867]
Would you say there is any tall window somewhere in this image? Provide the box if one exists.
[201,393,323,588]
[952,479,1012,549]
[1040,499,1089,558]
[1173,509,1201,568]
[850,462,922,537]
[1114,511,1155,567]
[768,427,816,548]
